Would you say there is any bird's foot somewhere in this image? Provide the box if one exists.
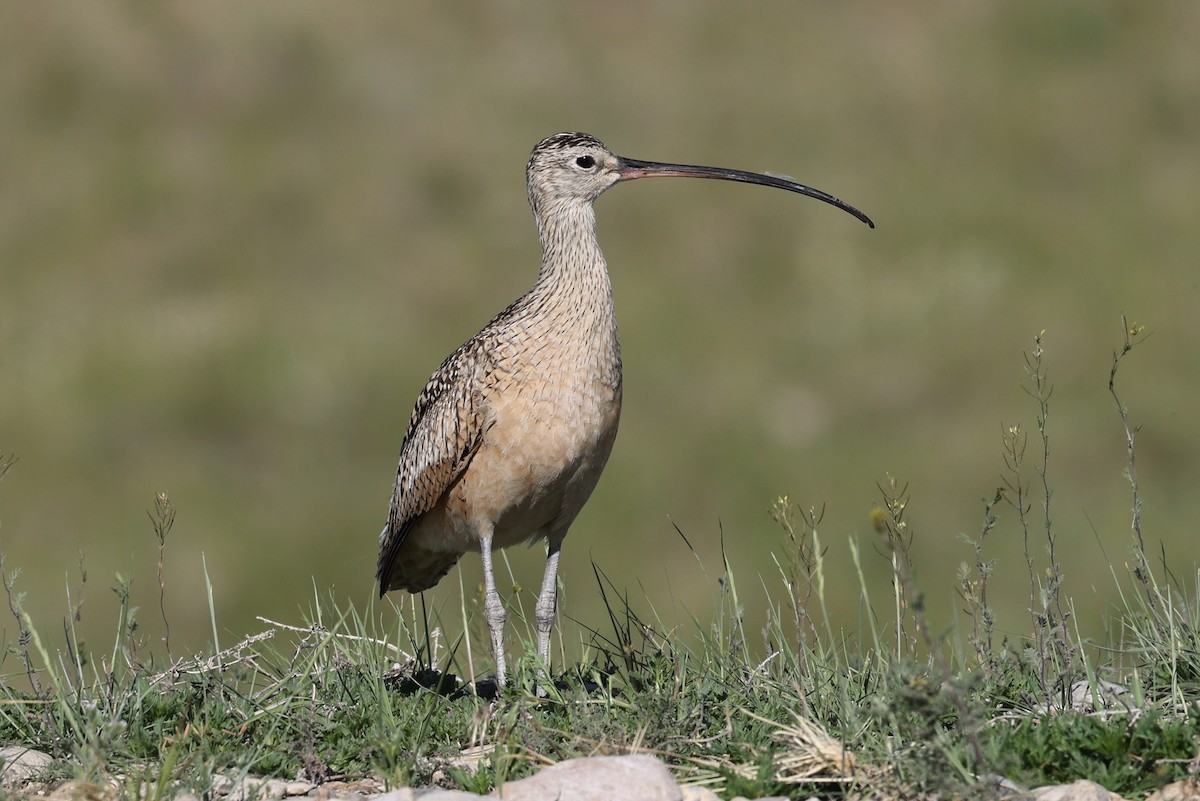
[471,675,502,701]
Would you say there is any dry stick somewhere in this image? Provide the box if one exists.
[1004,333,1075,706]
[148,492,175,654]
[255,616,414,661]
[1108,315,1154,609]
[1001,421,1041,677]
[0,550,41,696]
[0,456,38,694]
[1042,355,1074,692]
[146,628,278,687]
[1023,333,1076,701]
[962,487,1002,668]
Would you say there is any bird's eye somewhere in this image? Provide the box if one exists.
[575,155,596,169]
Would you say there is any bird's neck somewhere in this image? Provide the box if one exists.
[531,200,614,317]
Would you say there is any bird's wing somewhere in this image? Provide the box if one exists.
[377,349,490,593]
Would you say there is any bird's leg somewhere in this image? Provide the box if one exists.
[479,527,507,687]
[534,538,562,692]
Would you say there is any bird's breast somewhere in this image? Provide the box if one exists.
[444,317,622,547]
[487,325,622,474]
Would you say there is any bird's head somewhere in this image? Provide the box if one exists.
[526,132,622,212]
[526,131,875,228]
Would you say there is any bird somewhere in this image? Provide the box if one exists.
[377,132,873,688]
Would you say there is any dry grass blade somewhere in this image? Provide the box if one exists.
[678,708,879,791]
[741,708,873,785]
[146,628,277,688]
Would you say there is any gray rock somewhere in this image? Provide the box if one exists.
[1032,779,1129,801]
[372,790,487,800]
[702,790,789,801]
[1069,680,1129,711]
[1147,780,1200,801]
[0,745,54,787]
[212,773,314,800]
[680,787,722,801]
[45,780,111,801]
[496,755,681,801]
[446,744,493,776]
[310,778,386,798]
[977,773,1028,795]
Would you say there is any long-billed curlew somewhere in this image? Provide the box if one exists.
[377,132,873,688]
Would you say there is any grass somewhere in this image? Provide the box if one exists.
[3,323,1199,800]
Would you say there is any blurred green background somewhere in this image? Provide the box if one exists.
[1,2,1197,663]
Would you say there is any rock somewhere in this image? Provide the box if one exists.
[703,790,792,801]
[46,780,114,801]
[211,773,314,800]
[1068,680,1129,711]
[1148,780,1200,801]
[373,790,488,800]
[311,778,387,798]
[1032,779,1129,801]
[283,780,317,796]
[497,755,681,801]
[977,773,1028,796]
[0,745,54,787]
[680,787,722,801]
[448,744,494,775]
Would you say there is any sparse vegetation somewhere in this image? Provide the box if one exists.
[3,324,1198,799]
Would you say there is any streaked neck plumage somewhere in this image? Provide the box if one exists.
[530,198,613,315]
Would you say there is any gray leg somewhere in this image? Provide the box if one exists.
[479,527,507,686]
[535,539,562,672]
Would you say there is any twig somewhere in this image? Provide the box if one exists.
[254,616,413,660]
[147,628,278,687]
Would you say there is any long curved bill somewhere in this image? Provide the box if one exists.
[616,156,874,229]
